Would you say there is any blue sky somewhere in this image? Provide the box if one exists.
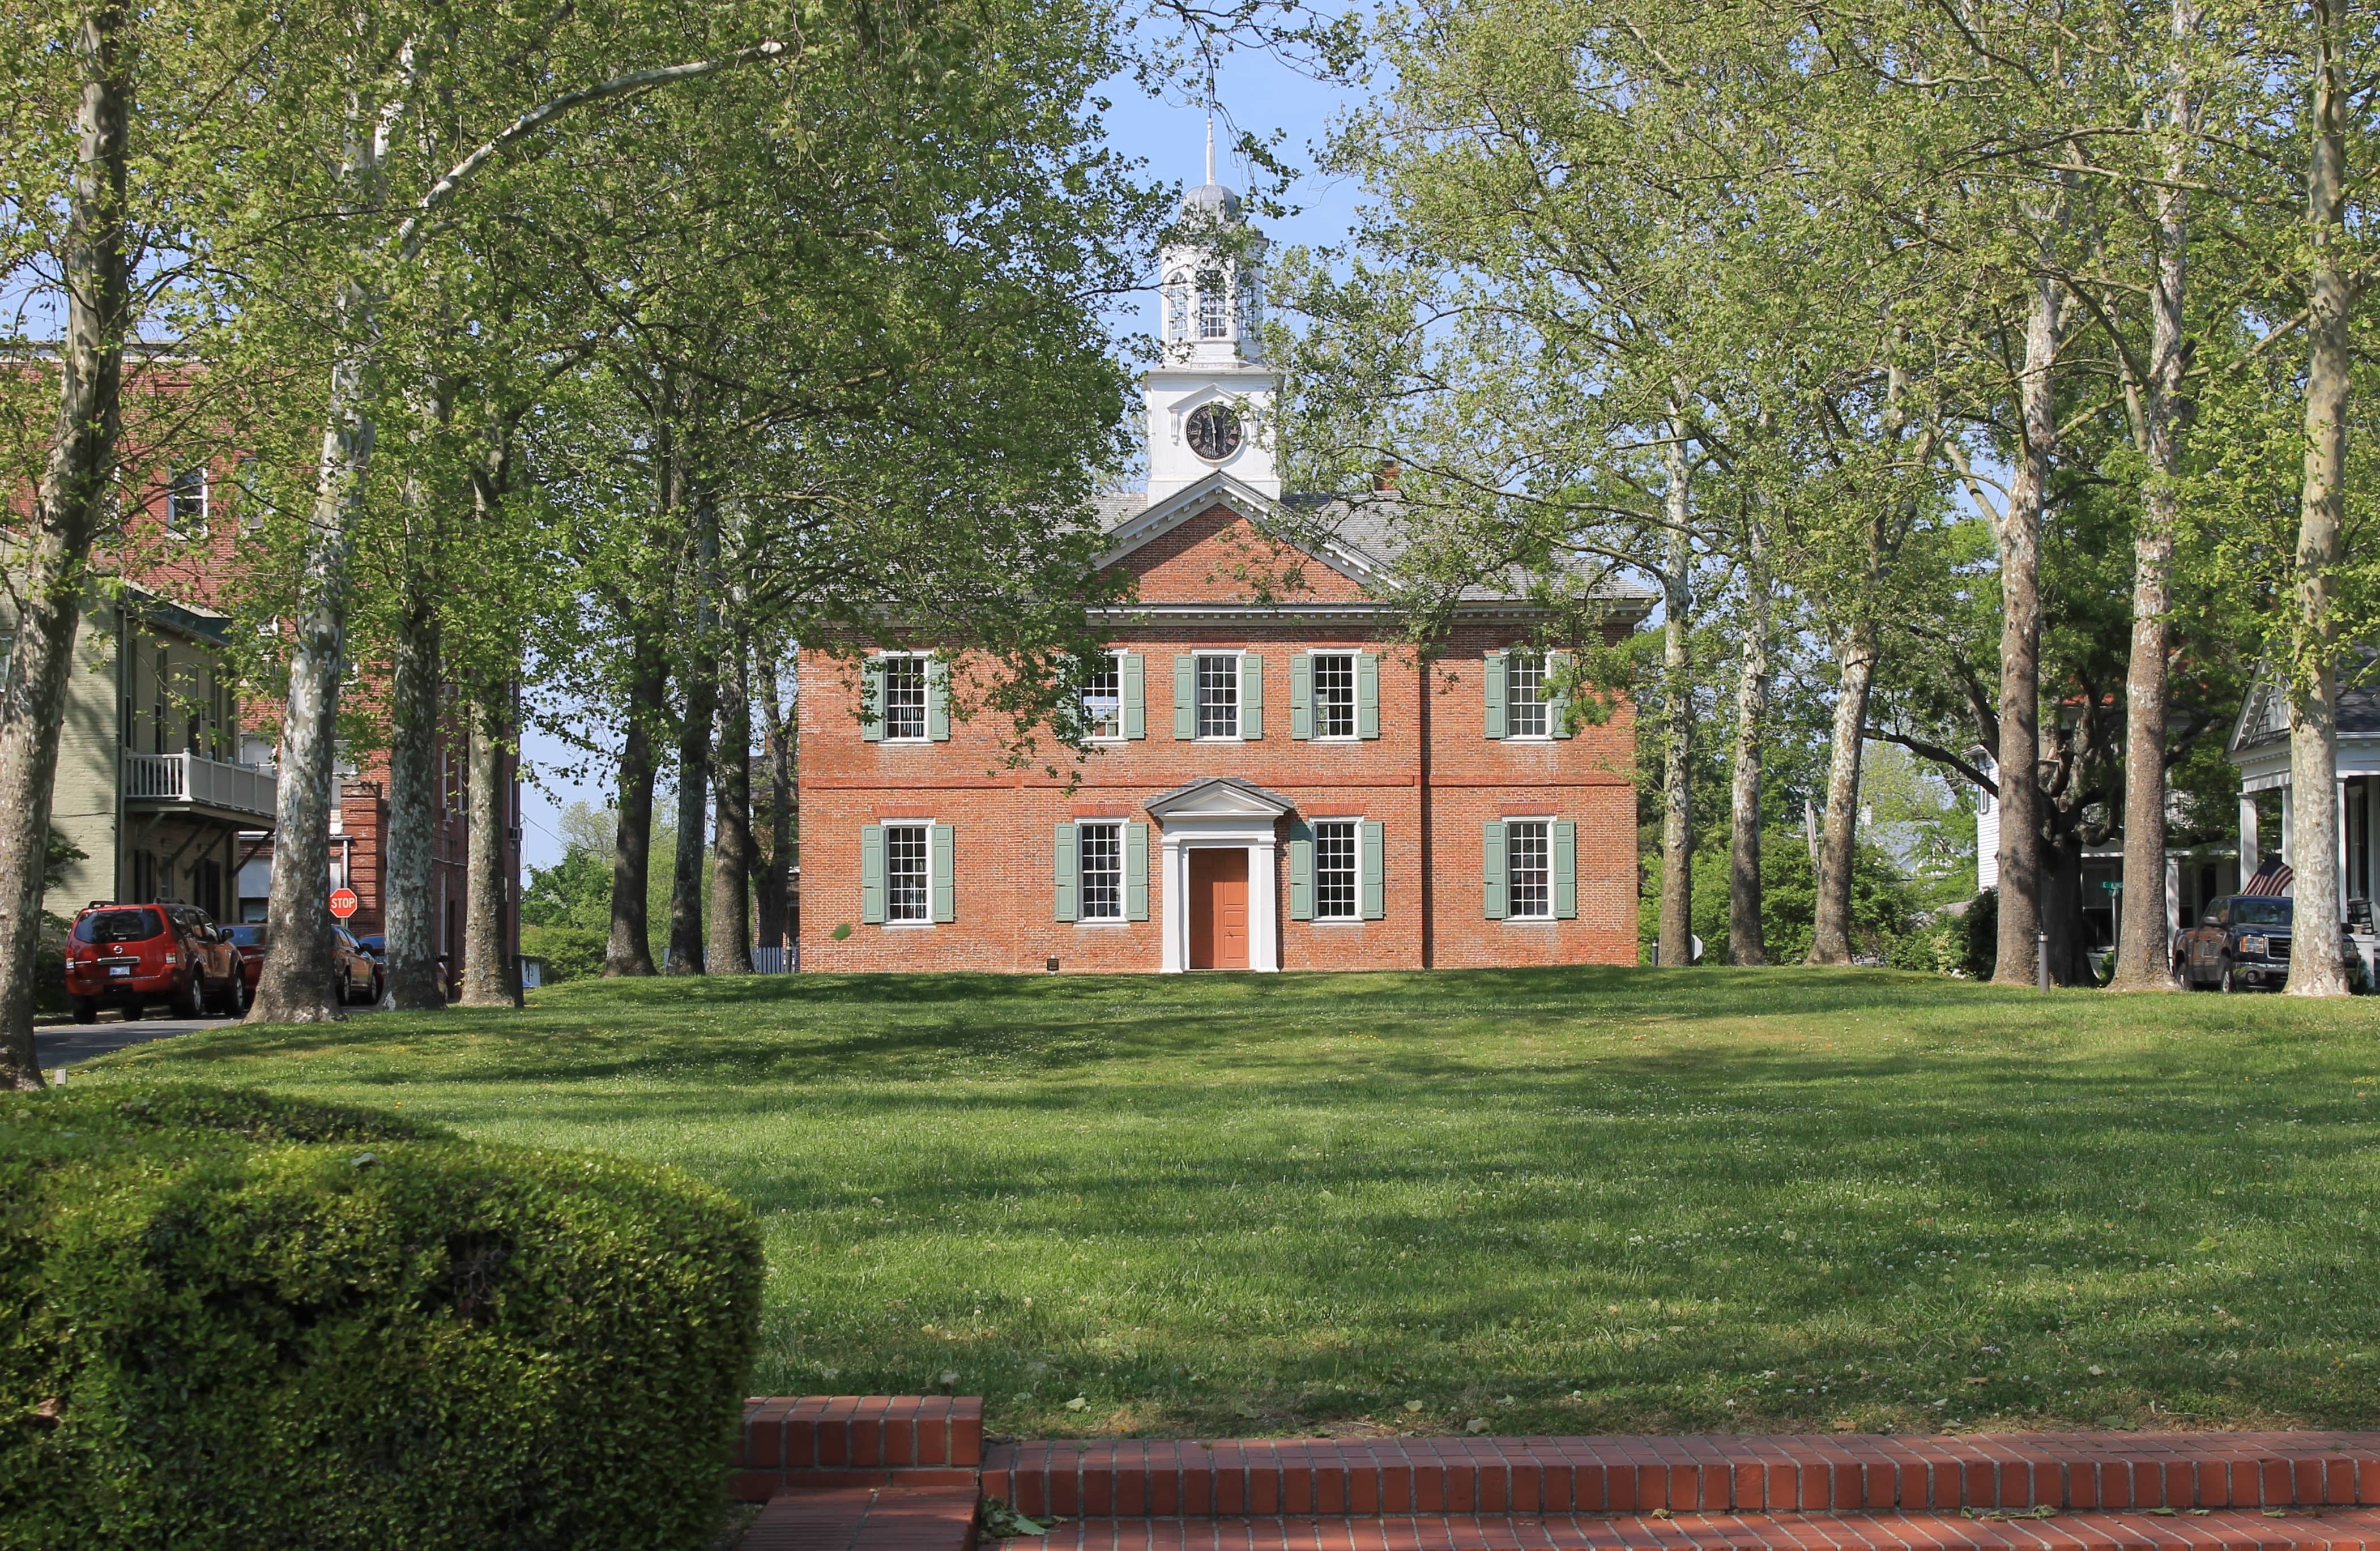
[515,43,1374,870]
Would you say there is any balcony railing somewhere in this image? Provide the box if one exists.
[123,751,277,821]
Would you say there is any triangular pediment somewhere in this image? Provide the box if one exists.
[1144,776,1297,819]
[1098,473,1381,593]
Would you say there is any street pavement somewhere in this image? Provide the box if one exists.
[37,1013,241,1073]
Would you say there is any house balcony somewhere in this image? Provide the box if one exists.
[123,751,277,824]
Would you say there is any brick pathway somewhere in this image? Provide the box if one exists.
[725,1397,2380,1551]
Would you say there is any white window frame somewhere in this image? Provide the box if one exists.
[1504,817,1554,922]
[1504,655,1550,740]
[1310,650,1358,741]
[167,466,208,538]
[884,820,933,924]
[880,654,931,743]
[1082,651,1124,742]
[1077,820,1125,922]
[1198,278,1230,340]
[1195,651,1242,741]
[1312,817,1362,922]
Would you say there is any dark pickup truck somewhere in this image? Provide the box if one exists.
[2173,893,2362,991]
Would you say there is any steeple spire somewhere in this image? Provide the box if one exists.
[1205,113,1217,186]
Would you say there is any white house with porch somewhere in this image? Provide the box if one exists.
[2227,675,2379,927]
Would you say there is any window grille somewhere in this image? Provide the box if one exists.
[167,467,207,536]
[1164,272,1191,341]
[1197,655,1239,738]
[1198,280,1229,339]
[1316,821,1359,920]
[885,824,930,922]
[1082,654,1121,739]
[1313,653,1355,738]
[882,657,928,740]
[1507,820,1551,919]
[1079,823,1123,920]
[1505,655,1549,738]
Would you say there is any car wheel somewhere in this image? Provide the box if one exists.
[222,971,249,1018]
[69,995,97,1024]
[2220,959,2237,994]
[118,1002,142,1021]
[176,972,205,1019]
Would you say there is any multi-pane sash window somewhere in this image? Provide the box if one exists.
[885,823,931,922]
[1083,654,1122,739]
[167,467,207,536]
[1197,654,1240,738]
[1199,280,1229,339]
[1507,820,1551,919]
[1315,821,1359,921]
[1078,822,1124,920]
[1504,655,1549,738]
[882,657,928,740]
[1313,653,1356,738]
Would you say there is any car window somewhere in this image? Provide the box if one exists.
[2202,901,2228,927]
[74,908,163,944]
[2234,897,2293,926]
[223,925,264,947]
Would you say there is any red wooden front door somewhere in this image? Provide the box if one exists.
[1189,848,1250,970]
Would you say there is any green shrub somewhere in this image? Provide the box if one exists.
[1,1084,762,1551]
[522,922,607,983]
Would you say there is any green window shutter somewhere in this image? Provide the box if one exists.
[1173,655,1196,739]
[1482,820,1507,920]
[1548,649,1573,740]
[1483,651,1507,740]
[927,658,951,741]
[1241,653,1264,739]
[1125,823,1150,920]
[861,659,885,742]
[1552,819,1577,918]
[1290,653,1313,740]
[1287,820,1314,921]
[1357,653,1380,739]
[1362,820,1385,919]
[931,823,956,921]
[1121,653,1146,739]
[860,824,886,923]
[1053,821,1077,922]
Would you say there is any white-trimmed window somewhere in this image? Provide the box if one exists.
[1315,820,1359,921]
[885,822,931,922]
[1083,653,1122,740]
[1197,653,1240,739]
[882,656,929,741]
[1507,819,1552,919]
[168,466,207,537]
[1078,821,1124,921]
[1164,271,1191,341]
[1312,653,1356,739]
[1198,280,1229,339]
[1505,655,1549,738]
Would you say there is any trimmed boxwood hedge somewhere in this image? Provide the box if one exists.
[1,1084,762,1551]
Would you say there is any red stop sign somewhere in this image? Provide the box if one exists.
[329,887,359,919]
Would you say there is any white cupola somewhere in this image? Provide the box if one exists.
[1144,121,1281,502]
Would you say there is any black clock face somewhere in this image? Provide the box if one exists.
[1186,403,1243,462]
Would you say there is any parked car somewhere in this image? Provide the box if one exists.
[2173,893,2362,991]
[221,923,266,995]
[333,923,383,1005]
[62,902,247,1022]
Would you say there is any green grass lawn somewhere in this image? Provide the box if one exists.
[69,966,2380,1439]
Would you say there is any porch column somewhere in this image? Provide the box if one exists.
[2343,775,2355,921]
[2280,785,2294,866]
[1160,835,1187,973]
[1249,836,1279,973]
[2240,792,2259,872]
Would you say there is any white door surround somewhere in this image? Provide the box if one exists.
[1145,777,1292,973]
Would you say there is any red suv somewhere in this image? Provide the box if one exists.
[63,902,249,1022]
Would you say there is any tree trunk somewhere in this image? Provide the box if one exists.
[666,664,713,974]
[708,624,754,975]
[459,688,519,1006]
[1807,621,1876,965]
[1727,532,1770,967]
[380,599,446,1009]
[1657,417,1694,969]
[2039,826,2095,986]
[753,646,792,949]
[0,2,131,1089]
[605,634,667,975]
[2111,0,2201,994]
[1991,260,2065,988]
[2287,0,2353,997]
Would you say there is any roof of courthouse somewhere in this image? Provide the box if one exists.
[1093,475,1656,616]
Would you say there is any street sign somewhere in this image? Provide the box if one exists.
[329,887,359,919]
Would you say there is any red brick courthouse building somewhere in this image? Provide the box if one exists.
[797,168,1649,974]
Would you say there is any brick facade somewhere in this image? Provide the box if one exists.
[797,496,1643,975]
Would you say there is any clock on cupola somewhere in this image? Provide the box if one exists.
[1144,122,1279,502]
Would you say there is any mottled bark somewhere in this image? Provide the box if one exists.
[1807,623,1876,965]
[707,625,754,975]
[2111,0,2202,994]
[379,600,446,1008]
[459,689,518,1006]
[1992,257,2066,988]
[1656,417,1694,969]
[605,635,666,975]
[1727,538,1771,967]
[0,2,131,1088]
[2287,1,2353,997]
